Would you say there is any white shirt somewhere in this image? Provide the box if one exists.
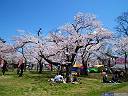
[54,75,64,82]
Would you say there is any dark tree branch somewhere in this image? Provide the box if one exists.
[39,51,60,66]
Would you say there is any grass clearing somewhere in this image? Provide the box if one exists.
[0,71,128,96]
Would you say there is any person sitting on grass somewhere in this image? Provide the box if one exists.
[111,70,121,83]
[102,70,110,83]
[49,74,66,83]
[54,74,65,83]
[72,72,78,83]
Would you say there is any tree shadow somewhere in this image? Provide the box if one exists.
[25,71,56,84]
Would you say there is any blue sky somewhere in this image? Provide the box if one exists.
[0,0,128,43]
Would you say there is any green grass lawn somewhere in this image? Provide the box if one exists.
[0,71,128,96]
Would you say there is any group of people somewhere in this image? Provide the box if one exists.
[0,58,24,77]
[49,72,79,84]
[102,69,122,83]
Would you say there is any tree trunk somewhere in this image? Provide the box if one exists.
[82,60,88,75]
[114,57,117,65]
[66,64,72,83]
[108,58,111,68]
[21,47,27,71]
[36,64,39,72]
[39,63,43,73]
[51,64,53,71]
[24,59,27,71]
[124,52,127,73]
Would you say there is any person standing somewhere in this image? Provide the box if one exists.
[17,58,24,77]
[1,60,7,75]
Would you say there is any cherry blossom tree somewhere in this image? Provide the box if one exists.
[77,28,112,74]
[0,39,15,60]
[12,30,39,70]
[0,38,18,71]
[112,37,128,73]
[11,12,112,82]
[38,12,112,82]
[12,29,48,73]
[23,43,45,72]
[114,10,128,73]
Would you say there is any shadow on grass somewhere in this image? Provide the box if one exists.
[23,71,57,84]
[0,71,16,76]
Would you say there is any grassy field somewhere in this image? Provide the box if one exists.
[0,71,128,96]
